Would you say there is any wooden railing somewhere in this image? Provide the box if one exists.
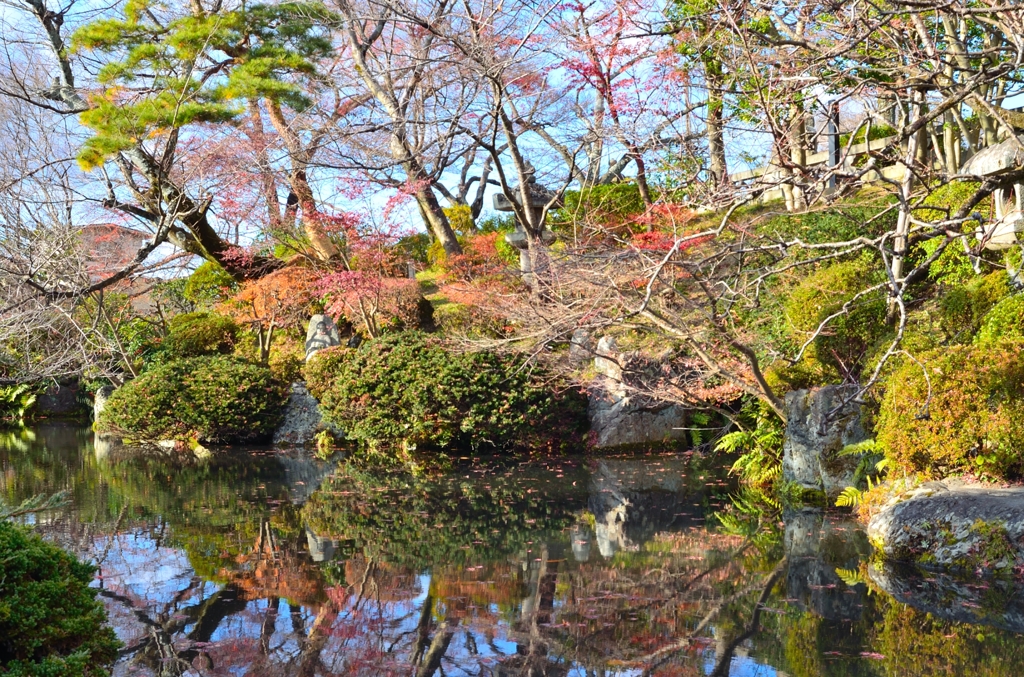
[727,135,908,204]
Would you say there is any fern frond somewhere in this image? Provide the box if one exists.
[716,430,754,454]
[839,438,882,457]
[835,567,866,587]
[835,486,864,508]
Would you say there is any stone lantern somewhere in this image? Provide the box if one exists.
[491,164,559,276]
[961,135,1024,249]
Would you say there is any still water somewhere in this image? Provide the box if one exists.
[3,424,1024,676]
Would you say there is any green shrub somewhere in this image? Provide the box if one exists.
[917,237,976,286]
[559,182,646,217]
[160,312,238,359]
[911,181,994,286]
[858,308,943,383]
[839,122,896,146]
[765,354,838,391]
[552,182,648,233]
[442,204,476,236]
[395,232,431,265]
[877,344,1024,479]
[267,332,306,383]
[304,332,587,452]
[302,463,585,568]
[976,294,1024,346]
[98,356,287,443]
[916,180,987,221]
[432,301,507,338]
[938,270,1010,342]
[0,520,120,677]
[785,257,888,377]
[758,201,898,244]
[183,261,237,306]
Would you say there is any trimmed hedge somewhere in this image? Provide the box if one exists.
[0,521,120,677]
[877,344,1024,479]
[183,261,237,306]
[98,356,287,443]
[304,332,587,451]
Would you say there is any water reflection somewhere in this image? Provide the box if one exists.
[3,425,1024,675]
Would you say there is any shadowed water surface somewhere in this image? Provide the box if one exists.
[3,424,1024,676]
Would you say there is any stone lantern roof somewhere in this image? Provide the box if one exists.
[961,135,1024,177]
[961,136,1024,250]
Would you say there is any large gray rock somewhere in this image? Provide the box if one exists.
[273,382,341,446]
[867,481,1024,572]
[567,328,594,366]
[587,336,689,450]
[277,452,334,503]
[36,380,84,417]
[304,314,340,361]
[93,384,115,421]
[588,379,689,449]
[783,509,868,621]
[306,528,338,563]
[586,458,703,558]
[782,385,868,498]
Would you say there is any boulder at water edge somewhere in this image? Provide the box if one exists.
[273,382,342,446]
[867,481,1024,573]
[587,336,689,450]
[782,385,868,499]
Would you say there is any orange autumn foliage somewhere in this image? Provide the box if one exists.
[223,266,318,330]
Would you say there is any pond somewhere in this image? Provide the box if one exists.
[3,424,1024,676]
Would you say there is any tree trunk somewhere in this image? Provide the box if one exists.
[889,91,923,320]
[787,103,808,211]
[943,110,959,171]
[706,71,728,189]
[413,179,462,256]
[247,100,283,230]
[264,100,341,261]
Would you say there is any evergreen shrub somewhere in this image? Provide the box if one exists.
[183,261,237,306]
[159,311,238,359]
[877,344,1024,479]
[976,294,1024,346]
[785,257,888,377]
[759,202,897,243]
[98,355,287,443]
[304,332,587,451]
[266,332,306,383]
[552,182,648,233]
[938,270,1010,342]
[916,180,987,221]
[0,520,120,677]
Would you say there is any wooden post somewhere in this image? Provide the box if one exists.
[827,103,840,192]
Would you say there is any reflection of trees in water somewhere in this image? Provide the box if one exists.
[11,440,782,676]
[11,430,1024,675]
[301,462,590,568]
